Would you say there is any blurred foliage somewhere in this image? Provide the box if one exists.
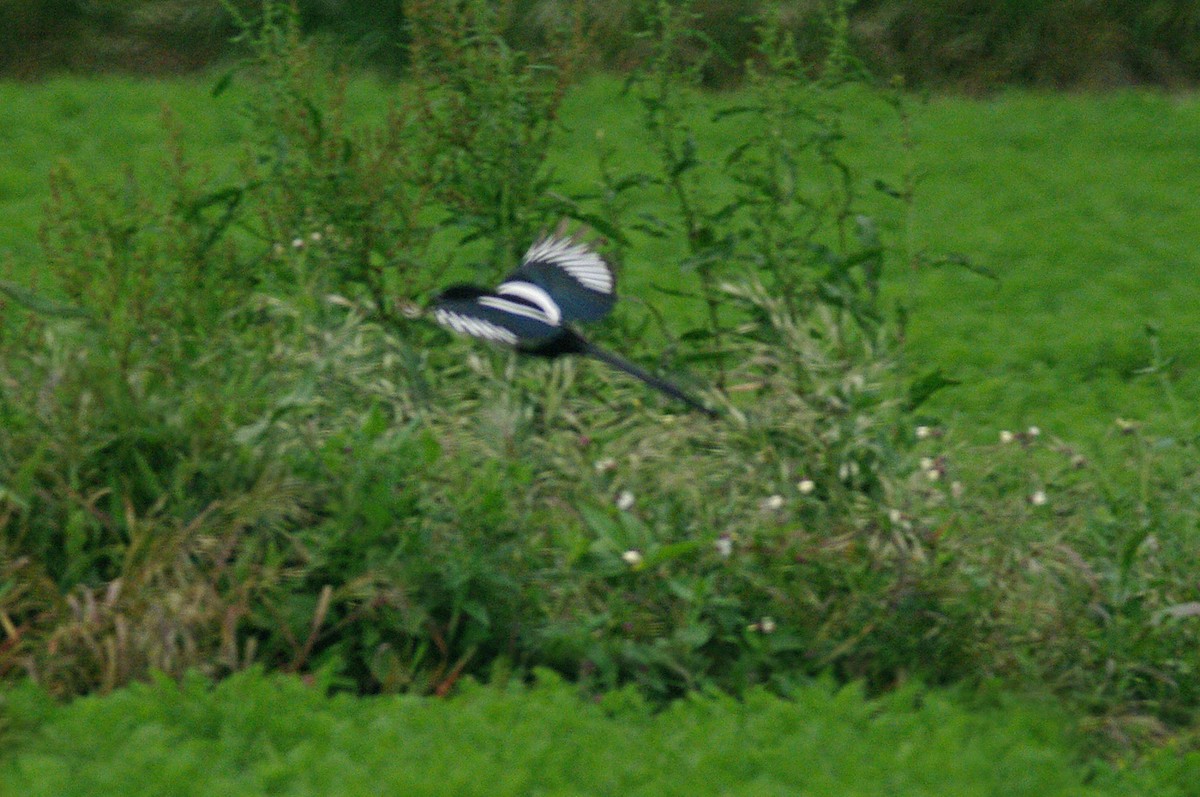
[1,0,1198,761]
[1,0,1199,88]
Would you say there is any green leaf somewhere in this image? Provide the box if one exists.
[649,283,700,300]
[872,178,905,199]
[211,69,236,98]
[675,348,739,364]
[669,134,699,179]
[183,186,244,219]
[361,405,390,440]
[579,504,620,541]
[674,623,713,648]
[905,368,960,412]
[644,540,704,567]
[712,104,762,121]
[925,252,1000,283]
[0,485,30,511]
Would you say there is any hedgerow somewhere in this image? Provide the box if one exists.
[3,668,1195,795]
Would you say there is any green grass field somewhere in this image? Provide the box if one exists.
[897,90,1200,439]
[2,668,1195,795]
[546,81,1200,441]
[2,75,1197,442]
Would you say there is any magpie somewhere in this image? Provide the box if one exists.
[431,229,717,417]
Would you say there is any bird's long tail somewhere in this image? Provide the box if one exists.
[581,341,719,418]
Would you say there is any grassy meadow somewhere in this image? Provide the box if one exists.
[2,76,1197,440]
[1,6,1199,788]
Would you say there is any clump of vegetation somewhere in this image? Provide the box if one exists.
[5,668,1194,795]
[1,0,1197,757]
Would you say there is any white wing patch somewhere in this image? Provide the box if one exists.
[493,281,563,325]
[433,307,519,345]
[477,294,560,326]
[523,235,614,295]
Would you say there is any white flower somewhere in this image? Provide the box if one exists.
[1029,490,1048,506]
[925,468,941,482]
[309,230,322,242]
[916,425,932,439]
[291,237,305,249]
[797,478,815,495]
[763,494,784,510]
[888,508,903,524]
[616,490,635,511]
[1027,425,1041,438]
[594,458,617,474]
[999,430,1015,444]
[919,457,935,471]
[758,617,777,633]
[714,535,733,558]
[621,549,643,567]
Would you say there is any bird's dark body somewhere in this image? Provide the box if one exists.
[520,329,588,358]
[430,230,716,417]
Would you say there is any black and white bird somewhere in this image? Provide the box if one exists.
[431,229,717,417]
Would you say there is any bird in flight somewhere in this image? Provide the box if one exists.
[431,228,717,417]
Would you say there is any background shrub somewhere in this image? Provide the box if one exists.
[3,0,1200,88]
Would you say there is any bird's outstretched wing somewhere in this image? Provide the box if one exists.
[431,284,563,349]
[499,231,616,323]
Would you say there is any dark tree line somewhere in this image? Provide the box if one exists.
[2,0,1198,88]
